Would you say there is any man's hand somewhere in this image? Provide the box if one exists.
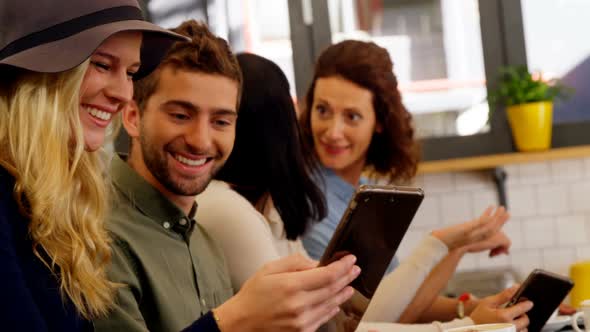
[214,253,361,332]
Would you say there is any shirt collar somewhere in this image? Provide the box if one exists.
[110,155,196,236]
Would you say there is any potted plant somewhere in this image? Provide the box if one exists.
[489,65,572,152]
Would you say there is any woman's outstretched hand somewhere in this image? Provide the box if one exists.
[431,206,511,255]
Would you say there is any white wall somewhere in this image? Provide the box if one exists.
[397,156,590,281]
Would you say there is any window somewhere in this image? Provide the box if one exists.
[522,0,590,124]
[148,0,297,96]
[327,0,489,138]
[239,0,297,96]
[147,0,207,28]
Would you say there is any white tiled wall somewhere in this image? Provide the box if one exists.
[397,157,590,281]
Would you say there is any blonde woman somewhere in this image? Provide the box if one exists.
[0,1,185,330]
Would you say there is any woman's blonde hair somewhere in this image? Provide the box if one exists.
[0,61,116,319]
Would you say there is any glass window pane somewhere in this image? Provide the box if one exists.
[240,0,296,96]
[148,0,207,28]
[522,0,590,124]
[327,0,489,138]
[148,0,296,97]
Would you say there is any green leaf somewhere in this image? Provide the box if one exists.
[488,65,572,110]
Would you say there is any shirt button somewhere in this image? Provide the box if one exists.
[179,219,187,226]
[201,298,207,307]
[163,221,171,229]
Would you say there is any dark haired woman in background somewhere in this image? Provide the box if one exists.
[196,53,532,331]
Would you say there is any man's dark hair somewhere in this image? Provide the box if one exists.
[134,20,242,113]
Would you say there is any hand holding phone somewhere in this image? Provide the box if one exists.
[505,269,574,332]
[469,286,533,331]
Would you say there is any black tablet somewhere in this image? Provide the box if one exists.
[319,184,424,299]
[317,185,424,332]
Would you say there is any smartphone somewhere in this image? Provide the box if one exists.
[319,184,424,299]
[506,269,574,332]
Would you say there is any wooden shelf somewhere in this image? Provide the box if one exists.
[418,145,590,174]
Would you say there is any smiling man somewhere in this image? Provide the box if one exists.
[95,20,360,332]
[126,65,238,212]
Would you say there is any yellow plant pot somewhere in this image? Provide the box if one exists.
[506,101,553,152]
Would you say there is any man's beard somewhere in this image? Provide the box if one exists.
[139,133,221,197]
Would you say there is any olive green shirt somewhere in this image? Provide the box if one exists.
[95,156,233,332]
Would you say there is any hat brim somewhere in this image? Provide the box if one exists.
[0,20,188,79]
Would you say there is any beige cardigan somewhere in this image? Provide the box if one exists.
[196,181,474,331]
